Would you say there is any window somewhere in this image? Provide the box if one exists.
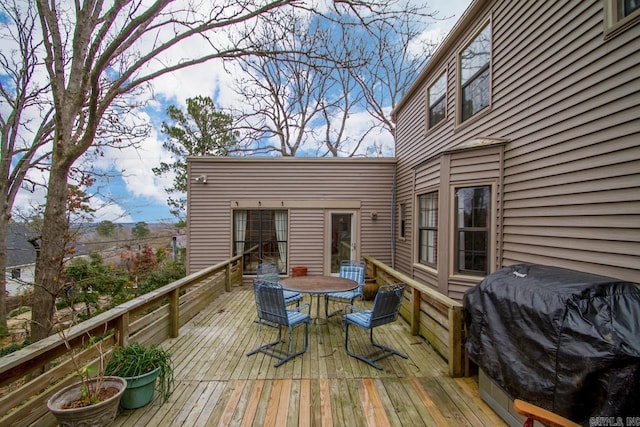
[233,210,288,274]
[604,0,640,35]
[428,73,447,129]
[616,0,640,18]
[399,203,406,239]
[11,268,21,279]
[460,23,491,122]
[455,186,490,276]
[418,192,438,266]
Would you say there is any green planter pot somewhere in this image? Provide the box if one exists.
[120,367,160,409]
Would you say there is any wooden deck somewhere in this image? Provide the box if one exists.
[112,285,505,426]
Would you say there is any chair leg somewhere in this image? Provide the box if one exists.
[247,321,309,367]
[344,323,408,370]
[326,296,354,320]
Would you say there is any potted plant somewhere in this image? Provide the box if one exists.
[46,329,127,426]
[105,342,174,409]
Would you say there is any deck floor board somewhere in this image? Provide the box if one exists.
[114,285,505,426]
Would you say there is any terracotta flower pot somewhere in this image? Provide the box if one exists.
[362,278,379,301]
[291,266,307,277]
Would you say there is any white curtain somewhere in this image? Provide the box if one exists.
[274,211,287,269]
[234,211,247,255]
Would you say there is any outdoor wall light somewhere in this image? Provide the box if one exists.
[370,211,378,220]
[193,175,207,183]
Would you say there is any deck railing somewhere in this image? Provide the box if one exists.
[364,256,466,377]
[0,255,243,426]
[0,254,466,426]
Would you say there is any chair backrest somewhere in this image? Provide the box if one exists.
[370,283,405,328]
[256,262,280,283]
[339,261,365,289]
[253,280,288,326]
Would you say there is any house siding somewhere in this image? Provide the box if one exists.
[186,158,396,278]
[393,0,640,298]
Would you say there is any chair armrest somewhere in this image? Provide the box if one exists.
[513,399,580,427]
[294,303,310,314]
[345,304,364,314]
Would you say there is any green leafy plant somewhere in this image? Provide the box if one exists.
[105,342,174,403]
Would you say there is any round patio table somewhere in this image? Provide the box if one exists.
[281,275,357,343]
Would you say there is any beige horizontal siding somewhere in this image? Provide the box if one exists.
[393,0,640,295]
[187,158,396,276]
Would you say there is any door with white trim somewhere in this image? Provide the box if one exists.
[327,211,357,274]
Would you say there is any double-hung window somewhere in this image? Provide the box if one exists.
[233,210,288,274]
[428,73,447,129]
[460,23,491,122]
[455,186,490,276]
[418,192,438,267]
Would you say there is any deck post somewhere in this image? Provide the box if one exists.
[411,288,420,335]
[117,312,129,346]
[448,306,464,377]
[225,263,231,292]
[170,288,180,338]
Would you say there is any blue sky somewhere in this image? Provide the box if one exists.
[10,0,472,225]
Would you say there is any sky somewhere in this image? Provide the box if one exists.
[8,0,472,225]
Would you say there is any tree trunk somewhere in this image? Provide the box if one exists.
[0,205,9,335]
[31,164,70,342]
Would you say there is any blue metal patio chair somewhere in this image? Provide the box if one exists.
[247,280,310,367]
[325,260,365,319]
[343,283,408,370]
[256,262,302,306]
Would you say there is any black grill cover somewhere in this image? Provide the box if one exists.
[463,264,640,424]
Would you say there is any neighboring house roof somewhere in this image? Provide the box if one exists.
[6,223,39,268]
[6,223,89,268]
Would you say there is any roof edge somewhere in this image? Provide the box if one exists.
[187,156,398,163]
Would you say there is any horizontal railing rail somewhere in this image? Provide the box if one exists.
[0,255,243,426]
[363,256,466,377]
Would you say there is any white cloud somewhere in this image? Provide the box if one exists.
[92,197,134,223]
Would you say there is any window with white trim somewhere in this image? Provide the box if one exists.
[459,23,491,122]
[455,186,490,275]
[418,192,438,267]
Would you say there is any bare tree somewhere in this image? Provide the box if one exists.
[0,0,53,335]
[0,0,147,335]
[29,0,420,342]
[352,17,440,140]
[229,3,437,157]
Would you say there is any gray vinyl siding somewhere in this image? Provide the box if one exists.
[393,0,640,297]
[187,158,396,277]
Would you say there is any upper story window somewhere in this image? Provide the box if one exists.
[418,192,438,267]
[455,186,491,276]
[427,73,447,129]
[460,23,491,122]
[233,210,288,275]
[604,0,640,36]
